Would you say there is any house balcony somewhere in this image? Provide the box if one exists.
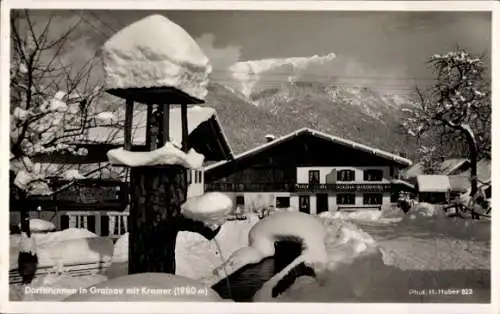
[205,182,296,193]
[295,182,392,193]
[205,182,393,193]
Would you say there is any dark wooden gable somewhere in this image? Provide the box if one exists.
[206,132,402,183]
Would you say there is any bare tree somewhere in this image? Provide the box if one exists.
[9,10,126,195]
[416,145,442,174]
[9,10,123,283]
[402,47,490,204]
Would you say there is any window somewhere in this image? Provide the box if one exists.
[363,169,383,181]
[363,193,383,205]
[236,195,245,206]
[337,193,355,205]
[187,170,192,184]
[308,170,320,185]
[299,195,310,213]
[337,169,355,181]
[276,196,290,208]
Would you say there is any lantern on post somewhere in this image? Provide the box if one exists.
[101,15,220,275]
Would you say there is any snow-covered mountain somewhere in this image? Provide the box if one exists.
[204,53,418,157]
[224,53,412,120]
[205,81,416,159]
[227,53,337,100]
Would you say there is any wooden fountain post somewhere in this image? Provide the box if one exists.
[108,88,219,275]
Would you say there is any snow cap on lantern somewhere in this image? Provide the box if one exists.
[100,14,212,102]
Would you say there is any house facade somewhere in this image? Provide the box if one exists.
[205,128,412,215]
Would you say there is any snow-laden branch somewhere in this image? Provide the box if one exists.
[9,12,125,196]
[401,48,489,158]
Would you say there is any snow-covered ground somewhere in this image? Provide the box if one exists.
[9,211,490,302]
[10,228,113,271]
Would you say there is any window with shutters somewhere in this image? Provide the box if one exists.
[308,170,320,185]
[363,169,383,181]
[363,193,383,205]
[337,193,355,205]
[337,169,355,181]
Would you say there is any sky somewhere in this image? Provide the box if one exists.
[17,9,492,96]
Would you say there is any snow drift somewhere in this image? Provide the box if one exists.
[320,216,379,267]
[205,211,330,301]
[10,229,113,271]
[107,142,204,169]
[405,202,446,220]
[318,205,404,224]
[101,14,212,100]
[110,214,261,278]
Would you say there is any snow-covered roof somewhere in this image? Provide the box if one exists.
[206,128,412,171]
[416,175,451,193]
[457,158,491,184]
[390,179,416,190]
[448,175,470,193]
[402,158,470,180]
[79,106,216,146]
[440,158,470,175]
[100,14,211,100]
[448,158,491,193]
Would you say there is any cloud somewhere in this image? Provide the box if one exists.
[195,33,241,81]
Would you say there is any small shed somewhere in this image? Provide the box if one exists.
[416,175,451,204]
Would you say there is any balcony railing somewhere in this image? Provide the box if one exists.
[205,182,296,193]
[295,183,392,193]
[205,182,392,193]
[64,211,129,239]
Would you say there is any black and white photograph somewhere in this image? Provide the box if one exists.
[1,1,496,312]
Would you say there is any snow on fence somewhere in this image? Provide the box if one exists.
[9,261,109,285]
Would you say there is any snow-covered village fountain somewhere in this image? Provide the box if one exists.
[101,14,228,275]
[8,13,491,305]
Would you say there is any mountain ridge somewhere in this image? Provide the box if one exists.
[204,80,416,160]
